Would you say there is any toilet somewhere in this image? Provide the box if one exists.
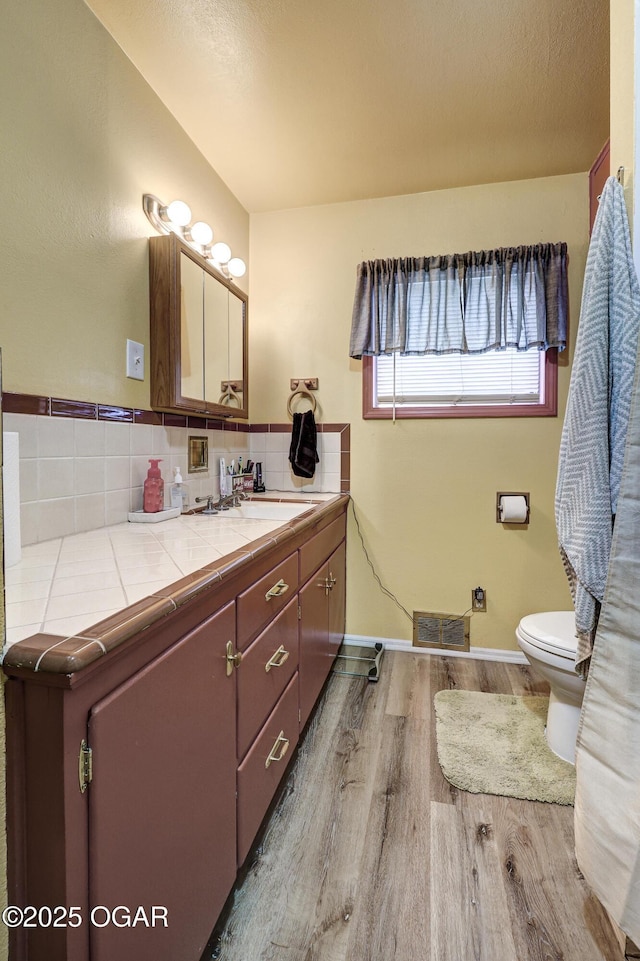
[515,611,586,765]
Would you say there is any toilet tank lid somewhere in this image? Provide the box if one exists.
[518,611,577,654]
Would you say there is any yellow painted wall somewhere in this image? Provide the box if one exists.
[610,0,635,219]
[0,0,249,408]
[249,174,589,649]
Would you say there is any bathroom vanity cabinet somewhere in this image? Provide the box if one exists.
[3,497,347,961]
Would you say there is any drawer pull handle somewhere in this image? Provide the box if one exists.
[265,645,290,673]
[265,731,290,768]
[265,578,289,601]
[226,640,243,676]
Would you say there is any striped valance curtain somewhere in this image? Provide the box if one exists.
[349,243,568,359]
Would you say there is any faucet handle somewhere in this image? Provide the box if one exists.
[195,495,218,514]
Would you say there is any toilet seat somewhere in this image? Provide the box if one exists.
[517,611,577,659]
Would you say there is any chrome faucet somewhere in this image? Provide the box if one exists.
[218,489,248,509]
[195,494,219,514]
[196,489,248,513]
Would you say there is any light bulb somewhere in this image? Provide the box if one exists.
[190,221,213,246]
[164,200,191,227]
[211,242,231,264]
[227,257,246,278]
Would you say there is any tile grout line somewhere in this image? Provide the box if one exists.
[41,537,64,635]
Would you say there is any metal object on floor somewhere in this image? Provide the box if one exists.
[332,642,384,682]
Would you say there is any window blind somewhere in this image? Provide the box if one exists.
[375,348,543,407]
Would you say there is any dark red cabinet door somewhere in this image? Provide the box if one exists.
[87,601,237,961]
[328,541,346,659]
[299,541,346,729]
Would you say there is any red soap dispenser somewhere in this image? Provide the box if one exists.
[143,458,164,512]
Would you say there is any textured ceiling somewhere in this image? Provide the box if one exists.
[83,0,610,213]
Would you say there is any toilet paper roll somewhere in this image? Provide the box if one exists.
[2,432,22,567]
[499,495,528,524]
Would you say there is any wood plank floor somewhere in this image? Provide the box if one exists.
[204,652,624,961]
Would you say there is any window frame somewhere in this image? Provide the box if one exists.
[362,348,558,419]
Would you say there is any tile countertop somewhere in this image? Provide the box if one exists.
[3,492,346,674]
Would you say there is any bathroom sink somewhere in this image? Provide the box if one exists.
[216,502,313,521]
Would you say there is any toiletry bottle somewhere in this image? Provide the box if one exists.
[171,467,189,512]
[143,458,164,513]
[219,457,227,497]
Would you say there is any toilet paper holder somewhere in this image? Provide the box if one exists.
[496,491,530,524]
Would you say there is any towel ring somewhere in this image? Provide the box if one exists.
[219,387,242,407]
[287,388,317,417]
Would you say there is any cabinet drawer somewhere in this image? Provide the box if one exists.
[237,673,299,866]
[237,553,299,650]
[237,598,299,760]
[299,514,346,584]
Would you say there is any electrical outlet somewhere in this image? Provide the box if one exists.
[472,586,487,612]
[126,339,145,381]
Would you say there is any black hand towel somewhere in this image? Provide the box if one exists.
[289,410,320,478]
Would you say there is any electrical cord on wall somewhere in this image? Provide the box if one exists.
[349,498,474,625]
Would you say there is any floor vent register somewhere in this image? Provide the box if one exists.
[412,611,470,652]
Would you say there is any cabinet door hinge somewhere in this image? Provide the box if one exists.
[79,739,93,794]
[297,604,302,621]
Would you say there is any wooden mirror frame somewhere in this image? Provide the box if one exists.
[149,233,249,419]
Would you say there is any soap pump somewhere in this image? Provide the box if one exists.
[143,458,164,513]
[170,466,189,512]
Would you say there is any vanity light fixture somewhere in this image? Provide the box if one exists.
[143,193,246,281]
[228,257,247,278]
[188,221,214,246]
[161,199,191,227]
[209,241,231,264]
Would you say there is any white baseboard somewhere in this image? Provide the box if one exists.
[343,633,528,664]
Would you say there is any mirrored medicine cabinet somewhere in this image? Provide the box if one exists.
[149,233,248,419]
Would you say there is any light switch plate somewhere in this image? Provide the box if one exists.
[126,339,145,381]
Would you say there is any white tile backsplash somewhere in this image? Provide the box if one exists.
[105,456,130,491]
[38,498,76,541]
[265,451,286,473]
[74,419,105,456]
[75,493,106,533]
[19,459,38,503]
[321,451,341,475]
[151,425,171,455]
[39,458,75,499]
[10,414,254,545]
[106,489,131,526]
[4,414,37,456]
[8,413,345,546]
[38,416,75,458]
[130,423,153,455]
[249,433,266,454]
[105,421,131,456]
[251,431,341,496]
[75,457,105,495]
[264,432,286,453]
